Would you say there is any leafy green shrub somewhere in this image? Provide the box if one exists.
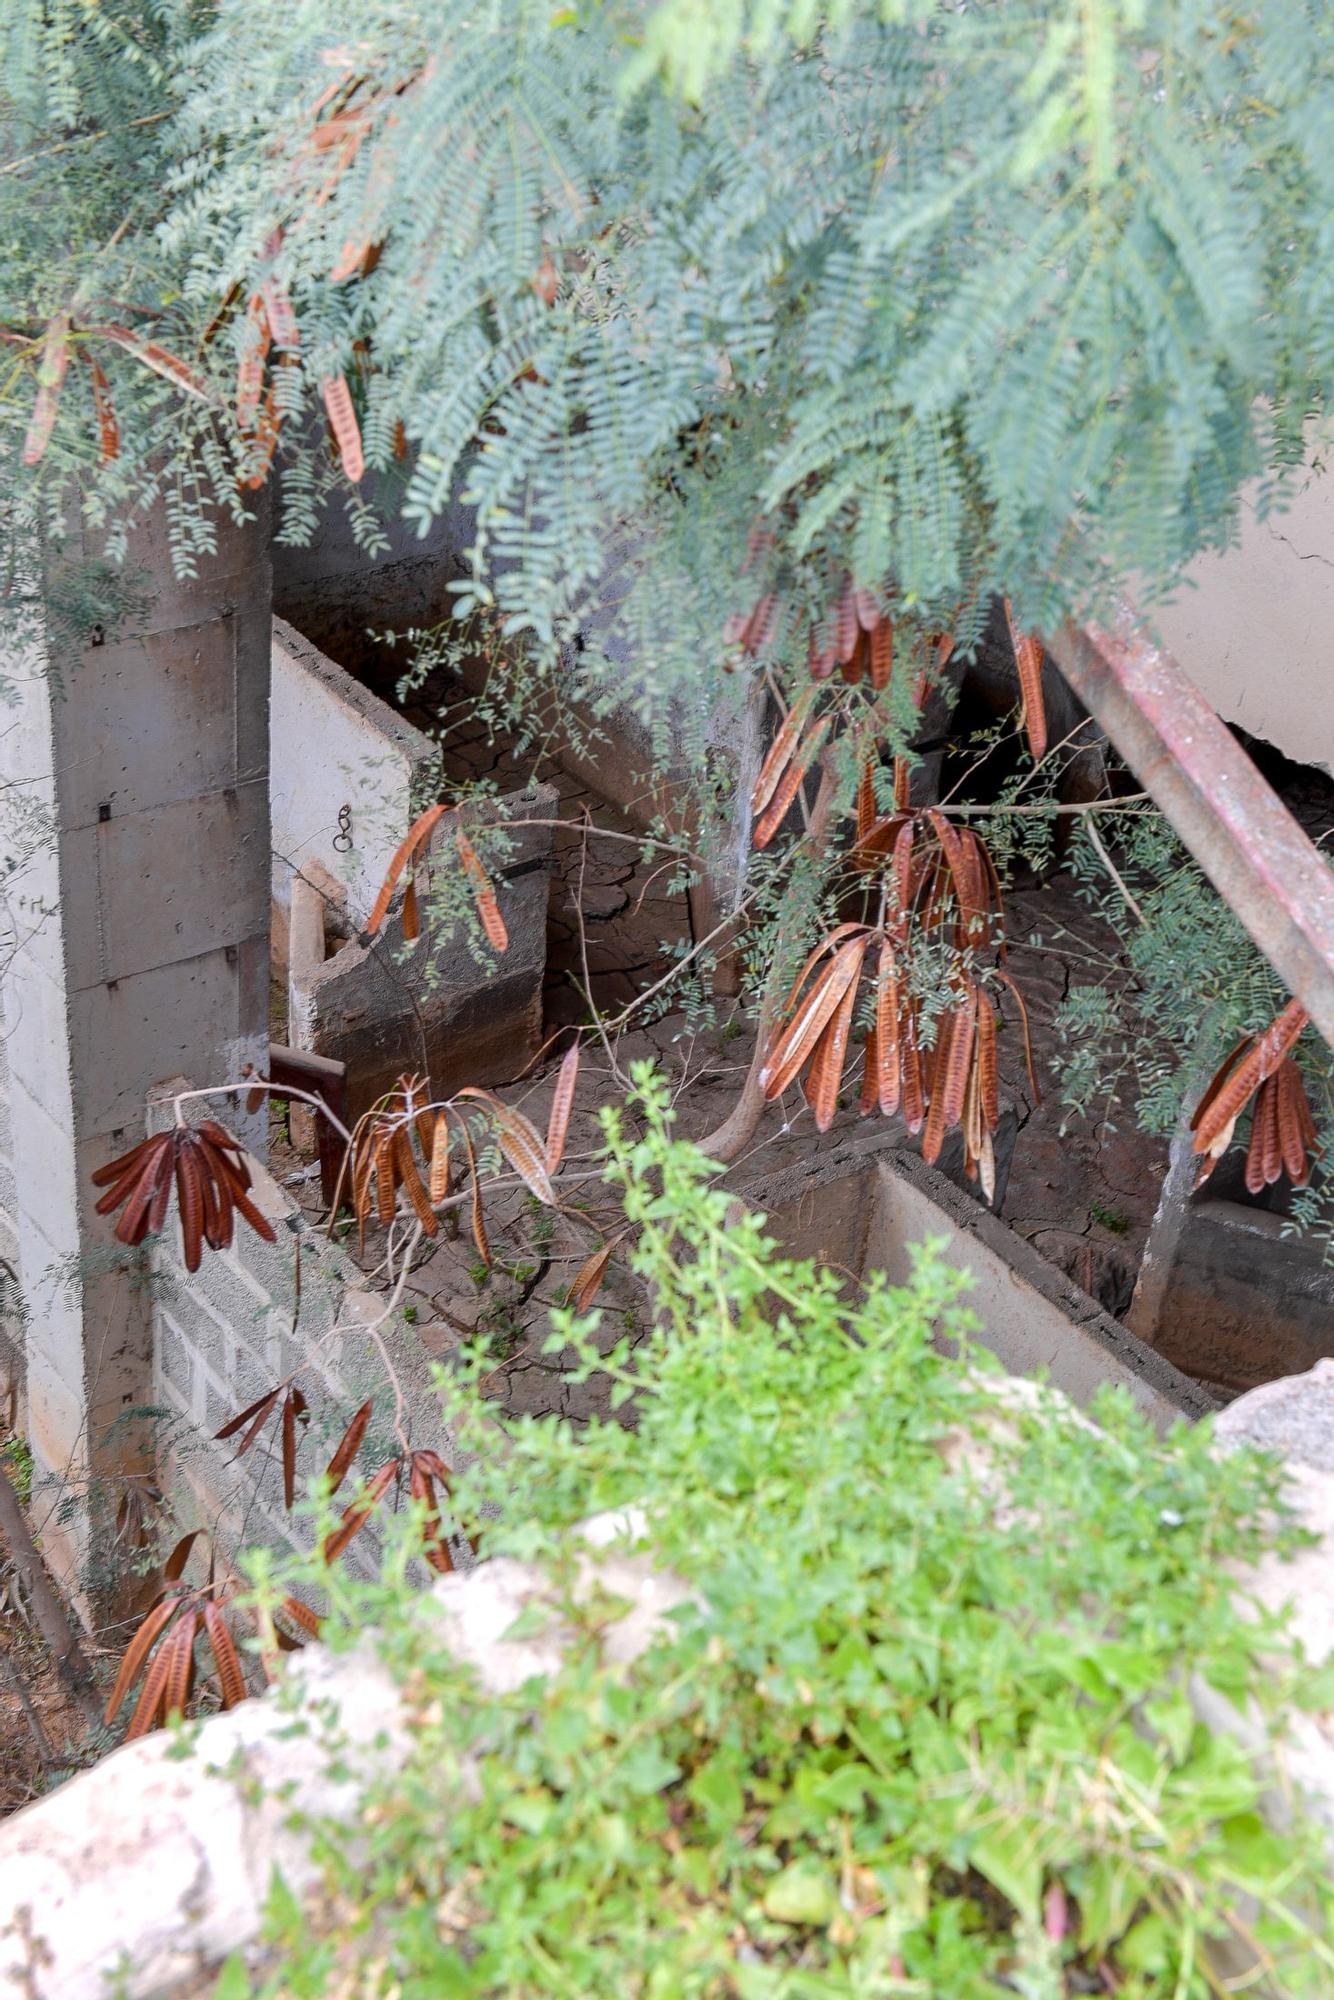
[240,1069,1331,1997]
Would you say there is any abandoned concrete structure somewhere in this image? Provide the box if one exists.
[1,440,1333,2000]
[0,510,272,1582]
[2,473,1334,1592]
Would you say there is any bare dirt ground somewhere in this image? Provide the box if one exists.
[0,1444,110,1817]
[0,1616,87,1816]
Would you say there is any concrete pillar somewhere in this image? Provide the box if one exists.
[0,502,272,1586]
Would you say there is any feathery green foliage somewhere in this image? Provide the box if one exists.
[174,0,1334,663]
[5,2,1334,658]
[234,1071,1334,1997]
[4,0,1332,1175]
[1057,809,1334,1237]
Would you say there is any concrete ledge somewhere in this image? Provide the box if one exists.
[745,1133,1214,1427]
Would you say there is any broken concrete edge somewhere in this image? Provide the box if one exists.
[1144,1195,1334,1399]
[889,1144,1217,1422]
[271,614,438,776]
[738,1125,1215,1427]
[287,782,556,1118]
[270,615,438,954]
[5,1361,1334,2000]
[295,778,560,984]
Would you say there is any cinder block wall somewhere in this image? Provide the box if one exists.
[743,1133,1213,1429]
[0,508,272,1588]
[146,1083,466,1573]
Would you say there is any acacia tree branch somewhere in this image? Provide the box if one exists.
[1086,816,1145,925]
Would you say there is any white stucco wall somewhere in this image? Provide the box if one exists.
[269,616,437,927]
[1155,469,1334,775]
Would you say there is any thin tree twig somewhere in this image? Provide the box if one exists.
[574,808,626,1086]
[0,109,174,176]
[0,1649,57,1774]
[937,793,1150,817]
[1086,817,1145,925]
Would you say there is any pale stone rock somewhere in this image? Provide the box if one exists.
[0,1511,686,2000]
[7,1378,1334,2000]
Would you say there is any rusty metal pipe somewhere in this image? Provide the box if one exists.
[1051,597,1334,1052]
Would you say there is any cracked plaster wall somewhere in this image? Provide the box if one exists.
[1154,468,1334,774]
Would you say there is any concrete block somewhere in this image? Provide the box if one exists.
[0,641,57,775]
[294,785,556,1120]
[7,1236,86,1399]
[225,1332,277,1414]
[232,592,273,787]
[5,1078,80,1256]
[155,1311,199,1417]
[57,492,273,641]
[70,941,268,1138]
[272,479,465,665]
[743,1133,1212,1429]
[63,781,269,992]
[3,950,74,1130]
[52,619,249,828]
[24,1345,91,1485]
[2,847,66,992]
[162,1251,282,1365]
[1,809,57,977]
[286,875,326,1148]
[1148,1197,1334,1397]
